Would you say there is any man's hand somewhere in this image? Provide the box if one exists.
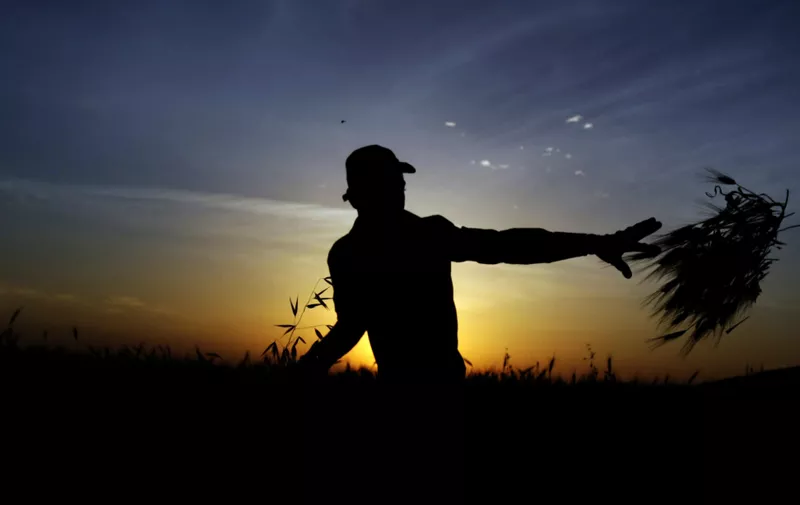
[294,341,330,380]
[594,217,662,279]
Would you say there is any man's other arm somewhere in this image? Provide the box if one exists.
[301,320,365,371]
[297,243,366,372]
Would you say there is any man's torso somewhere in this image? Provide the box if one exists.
[328,211,465,379]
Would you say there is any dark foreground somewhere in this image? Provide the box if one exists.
[1,346,797,503]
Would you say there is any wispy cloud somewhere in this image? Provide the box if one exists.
[106,295,174,316]
[575,170,586,176]
[107,296,146,309]
[0,282,175,317]
[478,160,509,171]
[0,177,357,262]
[5,286,43,299]
[583,123,594,130]
[566,114,583,123]
[564,153,572,159]
[0,178,354,224]
[0,283,83,306]
[445,121,456,127]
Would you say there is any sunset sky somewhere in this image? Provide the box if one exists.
[2,0,799,379]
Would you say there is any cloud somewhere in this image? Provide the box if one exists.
[583,123,594,129]
[460,132,465,137]
[0,283,83,306]
[478,160,509,171]
[575,170,586,176]
[0,177,360,261]
[0,178,354,224]
[0,285,170,316]
[445,121,456,127]
[470,160,476,165]
[566,115,583,123]
[0,283,180,321]
[106,295,174,316]
[542,147,554,157]
[519,146,524,150]
[564,153,572,159]
[107,296,147,309]
[12,287,42,298]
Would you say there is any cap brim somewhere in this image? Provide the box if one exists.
[398,161,416,174]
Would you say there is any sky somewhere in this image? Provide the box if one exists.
[1,0,799,379]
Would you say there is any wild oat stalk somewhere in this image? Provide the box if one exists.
[266,276,334,366]
[627,168,797,355]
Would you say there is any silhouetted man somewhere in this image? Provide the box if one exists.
[297,144,661,501]
[298,144,661,382]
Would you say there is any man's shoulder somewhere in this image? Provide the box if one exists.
[420,213,454,225]
[418,213,458,231]
[327,212,459,260]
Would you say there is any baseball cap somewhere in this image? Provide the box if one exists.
[342,145,416,202]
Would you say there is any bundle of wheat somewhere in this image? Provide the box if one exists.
[627,169,798,355]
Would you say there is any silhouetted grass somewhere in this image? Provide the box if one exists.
[0,305,758,389]
[2,306,796,502]
[629,168,798,355]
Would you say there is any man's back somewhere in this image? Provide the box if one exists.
[327,210,466,381]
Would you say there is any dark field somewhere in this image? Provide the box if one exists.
[2,336,797,503]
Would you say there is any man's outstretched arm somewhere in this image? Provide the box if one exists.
[439,216,662,278]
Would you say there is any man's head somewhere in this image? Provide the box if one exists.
[342,145,415,215]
